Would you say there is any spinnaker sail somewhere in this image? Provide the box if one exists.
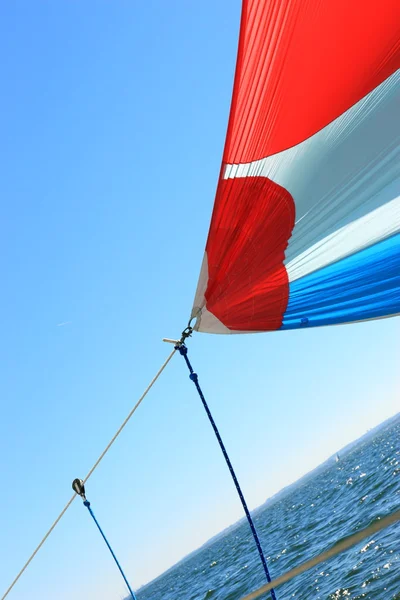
[191,0,400,333]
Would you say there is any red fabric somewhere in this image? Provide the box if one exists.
[224,0,400,163]
[205,177,295,331]
[198,0,400,332]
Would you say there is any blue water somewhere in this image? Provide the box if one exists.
[137,417,400,600]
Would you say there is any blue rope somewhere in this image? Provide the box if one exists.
[83,500,137,600]
[177,344,277,600]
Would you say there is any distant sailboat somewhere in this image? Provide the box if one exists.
[336,454,340,463]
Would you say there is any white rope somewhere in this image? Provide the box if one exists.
[1,348,176,600]
[240,508,400,600]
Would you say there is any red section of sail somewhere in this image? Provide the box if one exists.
[204,177,295,331]
[224,0,400,164]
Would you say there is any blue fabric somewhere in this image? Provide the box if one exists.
[281,233,400,330]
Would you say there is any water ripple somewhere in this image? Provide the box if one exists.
[138,417,400,600]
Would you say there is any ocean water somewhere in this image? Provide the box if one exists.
[138,417,400,600]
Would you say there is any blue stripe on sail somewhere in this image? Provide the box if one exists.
[281,233,400,330]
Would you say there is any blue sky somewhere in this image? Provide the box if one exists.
[0,1,398,599]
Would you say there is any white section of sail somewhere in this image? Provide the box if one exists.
[286,193,400,282]
[224,71,400,270]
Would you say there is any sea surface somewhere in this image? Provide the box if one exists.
[137,417,400,600]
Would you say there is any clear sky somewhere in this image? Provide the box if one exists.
[0,2,398,599]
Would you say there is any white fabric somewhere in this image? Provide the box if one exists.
[224,71,400,275]
[286,193,400,281]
